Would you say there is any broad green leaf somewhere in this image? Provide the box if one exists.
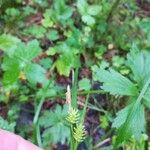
[15,40,41,62]
[112,104,131,129]
[55,54,72,76]
[55,42,70,54]
[46,47,57,56]
[55,52,80,76]
[6,8,20,16]
[36,80,59,99]
[59,7,73,20]
[139,18,150,34]
[79,78,91,91]
[77,0,88,15]
[2,57,20,85]
[3,67,20,85]
[46,30,59,41]
[0,34,20,52]
[77,0,100,26]
[42,9,53,28]
[25,64,47,85]
[2,40,43,85]
[39,58,53,69]
[53,0,72,19]
[94,68,138,96]
[82,15,95,26]
[127,51,150,87]
[114,102,145,145]
[24,25,46,38]
[40,105,70,144]
[112,56,125,68]
[87,5,101,16]
[37,88,57,98]
[26,40,42,59]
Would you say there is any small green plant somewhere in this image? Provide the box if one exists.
[93,45,150,148]
[1,0,150,149]
[77,0,101,26]
[39,104,70,149]
[66,86,86,150]
[0,34,47,86]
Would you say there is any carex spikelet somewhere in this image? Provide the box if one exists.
[66,108,79,124]
[66,85,86,143]
[73,123,86,142]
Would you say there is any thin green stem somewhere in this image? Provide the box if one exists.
[33,80,51,146]
[33,82,104,147]
[36,123,42,148]
[71,68,79,109]
[33,80,51,125]
[33,96,45,125]
[93,138,111,149]
[70,124,77,150]
[74,141,78,150]
[87,103,106,113]
[49,89,104,100]
[80,89,104,95]
[70,125,74,150]
[81,94,89,124]
[136,78,150,104]
[33,89,104,124]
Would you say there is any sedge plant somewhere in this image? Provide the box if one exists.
[93,45,150,148]
[66,85,87,150]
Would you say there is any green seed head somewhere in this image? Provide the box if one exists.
[66,108,79,124]
[73,124,86,143]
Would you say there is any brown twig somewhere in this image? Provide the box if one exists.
[94,138,111,149]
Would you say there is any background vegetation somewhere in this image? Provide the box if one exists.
[0,0,150,149]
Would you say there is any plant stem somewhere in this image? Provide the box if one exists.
[33,83,104,146]
[33,89,104,125]
[74,141,78,150]
[36,123,42,147]
[33,80,51,125]
[70,124,77,150]
[71,68,79,109]
[81,94,89,124]
[33,80,51,146]
[70,125,73,150]
[136,78,150,104]
[80,89,104,95]
[94,138,111,149]
[51,89,104,100]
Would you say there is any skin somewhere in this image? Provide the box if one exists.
[0,129,42,150]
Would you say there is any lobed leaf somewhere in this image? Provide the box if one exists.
[14,40,41,62]
[2,57,20,85]
[40,105,70,144]
[79,78,91,91]
[114,102,145,145]
[0,34,20,52]
[94,68,138,96]
[25,63,47,85]
[87,5,101,16]
[127,50,150,88]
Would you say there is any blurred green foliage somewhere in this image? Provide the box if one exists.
[0,0,150,149]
